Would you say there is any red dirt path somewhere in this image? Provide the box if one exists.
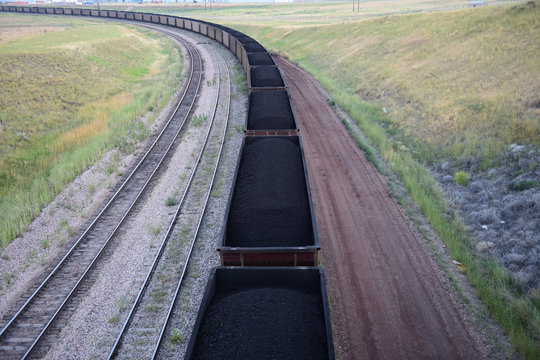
[276,57,484,360]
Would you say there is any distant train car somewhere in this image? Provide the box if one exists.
[174,17,184,29]
[214,28,223,43]
[199,22,208,36]
[192,20,200,33]
[207,25,215,39]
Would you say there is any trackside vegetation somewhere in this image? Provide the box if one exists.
[0,14,183,249]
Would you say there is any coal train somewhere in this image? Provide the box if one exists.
[0,6,335,359]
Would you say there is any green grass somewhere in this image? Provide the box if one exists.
[454,171,470,187]
[234,4,539,164]
[191,113,207,127]
[165,196,179,206]
[0,14,184,249]
[169,328,184,344]
[107,0,513,26]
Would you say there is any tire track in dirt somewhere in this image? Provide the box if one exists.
[276,56,484,360]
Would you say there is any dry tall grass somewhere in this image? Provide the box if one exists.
[0,14,183,249]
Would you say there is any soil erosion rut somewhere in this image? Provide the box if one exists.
[276,57,483,360]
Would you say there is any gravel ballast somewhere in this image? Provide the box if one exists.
[37,26,247,359]
[156,30,248,359]
[226,136,313,247]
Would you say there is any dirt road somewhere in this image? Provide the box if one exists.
[276,57,484,360]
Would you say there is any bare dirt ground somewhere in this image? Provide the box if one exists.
[276,57,505,360]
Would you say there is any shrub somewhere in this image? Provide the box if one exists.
[170,328,184,344]
[454,171,470,186]
[165,196,179,206]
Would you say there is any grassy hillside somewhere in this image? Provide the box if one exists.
[227,3,539,357]
[0,14,183,248]
[235,4,539,164]
[112,0,514,25]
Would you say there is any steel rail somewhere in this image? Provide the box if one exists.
[107,29,222,359]
[151,43,232,360]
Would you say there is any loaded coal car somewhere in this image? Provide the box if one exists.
[167,15,176,26]
[218,136,319,266]
[249,65,286,91]
[247,51,275,67]
[246,90,298,136]
[242,50,275,78]
[184,18,193,31]
[199,22,209,36]
[185,267,334,360]
[141,13,152,22]
[158,14,168,25]
[237,36,266,53]
[191,20,200,33]
[174,17,184,29]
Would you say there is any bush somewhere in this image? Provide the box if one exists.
[454,171,470,186]
[165,196,179,206]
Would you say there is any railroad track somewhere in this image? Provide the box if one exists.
[0,29,203,360]
[107,29,232,359]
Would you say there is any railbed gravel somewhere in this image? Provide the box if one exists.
[155,30,247,360]
[36,28,247,359]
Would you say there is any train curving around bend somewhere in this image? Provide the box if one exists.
[0,6,335,359]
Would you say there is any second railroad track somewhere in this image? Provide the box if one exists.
[0,27,204,360]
